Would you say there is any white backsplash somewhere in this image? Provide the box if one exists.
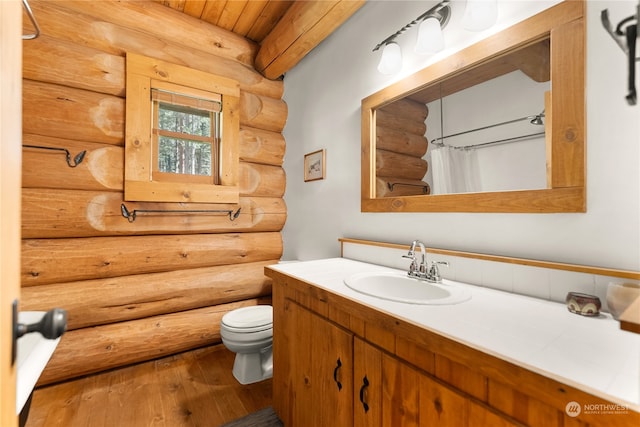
[341,241,639,313]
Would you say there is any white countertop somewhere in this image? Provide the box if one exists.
[269,258,640,410]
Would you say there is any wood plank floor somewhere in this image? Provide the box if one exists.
[25,345,273,427]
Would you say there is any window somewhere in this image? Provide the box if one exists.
[125,53,240,204]
[152,87,220,183]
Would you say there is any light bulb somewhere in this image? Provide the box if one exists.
[377,42,402,75]
[415,16,444,54]
[462,0,498,32]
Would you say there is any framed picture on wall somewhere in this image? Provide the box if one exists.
[304,149,325,182]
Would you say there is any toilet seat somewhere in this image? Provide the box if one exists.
[221,305,273,334]
[220,305,274,384]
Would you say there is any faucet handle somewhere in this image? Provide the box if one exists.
[428,261,449,282]
[402,253,416,270]
[405,240,418,256]
[402,240,417,262]
[402,247,418,276]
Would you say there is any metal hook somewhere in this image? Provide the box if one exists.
[602,7,639,105]
[22,0,41,40]
[120,204,241,223]
[23,145,87,168]
[601,9,639,61]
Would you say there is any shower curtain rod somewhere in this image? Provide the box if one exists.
[432,131,545,150]
[430,110,545,146]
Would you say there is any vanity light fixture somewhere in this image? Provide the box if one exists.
[462,0,498,32]
[415,16,445,54]
[377,42,403,75]
[373,0,451,74]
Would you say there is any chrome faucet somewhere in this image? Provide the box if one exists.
[402,240,448,283]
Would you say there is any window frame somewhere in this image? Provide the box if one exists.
[125,53,240,204]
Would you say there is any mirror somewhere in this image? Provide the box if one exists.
[361,1,585,213]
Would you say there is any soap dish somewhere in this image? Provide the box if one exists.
[566,292,601,316]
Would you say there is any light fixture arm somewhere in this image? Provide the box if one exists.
[373,0,451,52]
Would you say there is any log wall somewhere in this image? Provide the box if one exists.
[375,99,431,197]
[21,0,286,385]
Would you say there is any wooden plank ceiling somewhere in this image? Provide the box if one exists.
[155,0,366,80]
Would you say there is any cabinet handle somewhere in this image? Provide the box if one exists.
[333,358,343,391]
[359,376,370,413]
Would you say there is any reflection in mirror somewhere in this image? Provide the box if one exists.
[363,1,585,213]
[376,39,550,197]
[426,68,549,194]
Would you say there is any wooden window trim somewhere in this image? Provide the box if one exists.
[125,53,240,204]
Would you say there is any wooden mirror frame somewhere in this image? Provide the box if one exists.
[361,1,585,213]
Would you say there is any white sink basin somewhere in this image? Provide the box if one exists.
[344,272,471,305]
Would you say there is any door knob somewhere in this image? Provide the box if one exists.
[12,301,67,365]
[16,307,67,340]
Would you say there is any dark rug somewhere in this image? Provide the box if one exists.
[221,406,283,427]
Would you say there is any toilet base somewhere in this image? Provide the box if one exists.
[232,346,273,385]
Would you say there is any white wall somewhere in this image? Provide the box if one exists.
[281,0,640,272]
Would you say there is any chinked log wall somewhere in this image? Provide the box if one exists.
[375,99,430,197]
[21,0,286,386]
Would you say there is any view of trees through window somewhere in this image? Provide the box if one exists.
[155,102,218,177]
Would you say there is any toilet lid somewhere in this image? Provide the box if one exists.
[222,305,273,330]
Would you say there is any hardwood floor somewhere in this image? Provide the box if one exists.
[25,345,273,427]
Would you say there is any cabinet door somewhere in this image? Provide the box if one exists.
[354,339,518,427]
[383,353,421,426]
[283,300,353,427]
[418,368,469,426]
[354,337,382,427]
[419,374,519,426]
[355,339,421,427]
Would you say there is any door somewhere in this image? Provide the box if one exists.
[1,1,23,426]
[284,300,353,427]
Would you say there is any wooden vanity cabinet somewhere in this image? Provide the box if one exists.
[274,298,353,427]
[272,276,516,427]
[268,267,639,427]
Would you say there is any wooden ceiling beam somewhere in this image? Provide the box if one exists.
[255,0,365,80]
[246,1,293,43]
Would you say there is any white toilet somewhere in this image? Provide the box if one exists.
[220,305,273,385]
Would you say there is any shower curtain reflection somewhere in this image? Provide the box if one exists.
[430,146,481,194]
